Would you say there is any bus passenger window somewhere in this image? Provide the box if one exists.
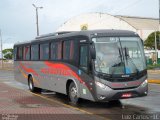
[31,45,39,60]
[63,40,77,62]
[51,42,62,60]
[40,43,49,60]
[63,41,71,60]
[23,46,30,60]
[17,47,23,60]
[80,46,88,71]
[14,47,17,60]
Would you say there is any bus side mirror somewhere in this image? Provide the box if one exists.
[90,43,96,59]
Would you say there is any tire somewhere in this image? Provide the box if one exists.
[68,82,79,105]
[28,76,41,93]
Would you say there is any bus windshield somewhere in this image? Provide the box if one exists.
[92,37,146,75]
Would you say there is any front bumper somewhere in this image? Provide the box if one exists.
[95,83,148,101]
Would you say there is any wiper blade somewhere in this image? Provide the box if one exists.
[118,48,123,62]
[112,62,123,67]
[96,56,103,72]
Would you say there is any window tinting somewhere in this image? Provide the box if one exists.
[14,47,17,60]
[23,46,30,60]
[80,46,88,71]
[31,44,39,60]
[63,41,71,60]
[51,42,62,60]
[17,47,23,60]
[63,40,78,60]
[40,43,49,60]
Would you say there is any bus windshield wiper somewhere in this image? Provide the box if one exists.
[111,48,124,67]
[124,47,139,74]
[118,47,123,62]
[96,56,103,72]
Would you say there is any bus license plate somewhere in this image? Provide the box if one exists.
[121,93,132,98]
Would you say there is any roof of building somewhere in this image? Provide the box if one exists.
[116,15,159,30]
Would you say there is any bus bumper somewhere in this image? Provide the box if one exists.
[95,81,148,101]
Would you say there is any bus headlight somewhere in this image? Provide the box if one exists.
[95,81,108,89]
[141,79,148,87]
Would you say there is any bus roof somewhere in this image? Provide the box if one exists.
[14,29,139,46]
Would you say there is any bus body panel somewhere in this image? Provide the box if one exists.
[14,60,96,101]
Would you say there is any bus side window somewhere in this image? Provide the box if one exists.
[79,45,88,72]
[51,42,62,60]
[40,43,49,60]
[31,44,39,60]
[62,40,78,65]
[14,47,17,60]
[23,46,30,60]
[63,41,71,60]
[17,47,23,60]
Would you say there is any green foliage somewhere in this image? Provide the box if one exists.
[144,31,160,49]
[147,64,160,69]
[2,48,13,59]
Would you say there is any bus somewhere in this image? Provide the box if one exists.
[14,30,148,104]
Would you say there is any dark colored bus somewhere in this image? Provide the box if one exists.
[14,30,148,104]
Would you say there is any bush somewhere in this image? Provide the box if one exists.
[147,64,160,69]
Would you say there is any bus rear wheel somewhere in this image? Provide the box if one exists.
[68,82,79,105]
[28,76,41,93]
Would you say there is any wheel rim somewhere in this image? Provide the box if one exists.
[70,86,77,99]
[29,80,33,90]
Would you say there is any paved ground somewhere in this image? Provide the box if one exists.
[147,71,160,84]
[148,72,160,80]
[0,70,160,120]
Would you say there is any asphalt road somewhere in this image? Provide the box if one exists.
[0,70,160,120]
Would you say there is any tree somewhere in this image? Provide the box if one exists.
[144,31,160,50]
[2,48,13,59]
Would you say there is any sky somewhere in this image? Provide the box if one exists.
[0,0,159,50]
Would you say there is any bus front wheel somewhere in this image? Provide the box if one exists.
[69,82,79,105]
[28,76,41,93]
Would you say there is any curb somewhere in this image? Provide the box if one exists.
[148,80,160,84]
[0,68,13,71]
[147,70,160,74]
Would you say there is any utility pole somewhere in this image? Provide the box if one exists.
[158,0,160,64]
[0,29,3,68]
[155,31,157,64]
[155,0,160,65]
[32,4,43,36]
[159,0,160,30]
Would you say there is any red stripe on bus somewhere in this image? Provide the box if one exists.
[44,61,84,83]
[19,62,38,76]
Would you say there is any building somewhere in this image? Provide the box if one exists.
[57,13,159,40]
